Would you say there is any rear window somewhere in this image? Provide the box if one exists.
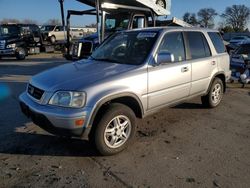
[208,32,226,54]
[186,32,211,60]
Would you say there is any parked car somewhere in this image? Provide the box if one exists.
[229,36,250,45]
[0,24,41,60]
[19,27,231,155]
[40,25,84,44]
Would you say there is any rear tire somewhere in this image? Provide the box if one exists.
[16,47,26,60]
[201,78,224,108]
[93,103,136,156]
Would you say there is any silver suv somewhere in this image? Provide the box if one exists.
[19,27,231,155]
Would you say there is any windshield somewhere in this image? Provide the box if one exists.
[105,14,129,32]
[41,26,55,32]
[0,25,20,36]
[90,31,159,65]
[235,44,250,55]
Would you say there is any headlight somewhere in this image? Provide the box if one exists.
[6,43,16,48]
[49,91,86,108]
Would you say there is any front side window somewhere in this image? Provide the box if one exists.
[158,32,186,62]
[187,32,211,60]
[91,31,159,65]
[105,14,129,31]
[208,32,226,54]
[41,26,55,32]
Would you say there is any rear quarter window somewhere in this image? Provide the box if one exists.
[208,32,226,54]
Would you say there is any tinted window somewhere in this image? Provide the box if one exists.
[159,32,186,62]
[187,32,211,60]
[208,32,226,54]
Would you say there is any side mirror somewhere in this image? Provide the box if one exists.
[156,52,175,64]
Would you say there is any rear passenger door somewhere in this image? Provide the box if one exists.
[185,31,216,95]
[148,31,191,109]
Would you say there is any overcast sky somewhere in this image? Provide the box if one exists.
[0,0,249,28]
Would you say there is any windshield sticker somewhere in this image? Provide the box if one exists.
[137,32,157,39]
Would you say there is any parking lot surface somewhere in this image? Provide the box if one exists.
[0,54,250,188]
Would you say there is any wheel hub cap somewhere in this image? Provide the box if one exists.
[211,83,222,104]
[104,115,131,149]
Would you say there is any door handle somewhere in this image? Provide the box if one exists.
[212,61,216,65]
[181,67,189,72]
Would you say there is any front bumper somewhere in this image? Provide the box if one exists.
[0,48,16,56]
[19,92,92,138]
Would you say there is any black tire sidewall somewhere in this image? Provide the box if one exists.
[94,103,136,156]
[16,47,26,60]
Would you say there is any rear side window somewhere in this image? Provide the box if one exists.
[208,32,226,54]
[186,32,211,60]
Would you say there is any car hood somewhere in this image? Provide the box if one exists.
[30,60,137,91]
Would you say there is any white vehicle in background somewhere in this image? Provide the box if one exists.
[77,0,171,16]
[229,36,250,45]
[143,0,171,15]
[41,25,90,44]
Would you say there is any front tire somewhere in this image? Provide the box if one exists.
[50,35,56,44]
[93,103,136,156]
[201,78,224,108]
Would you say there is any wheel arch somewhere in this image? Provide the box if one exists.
[87,93,144,139]
[207,72,226,94]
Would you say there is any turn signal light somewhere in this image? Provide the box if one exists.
[75,119,84,126]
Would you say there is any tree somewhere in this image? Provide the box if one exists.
[46,19,61,25]
[22,19,38,25]
[0,18,20,24]
[198,8,218,28]
[183,12,198,26]
[221,5,250,32]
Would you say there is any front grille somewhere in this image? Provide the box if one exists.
[71,43,79,56]
[0,40,6,50]
[27,84,44,100]
[81,41,93,55]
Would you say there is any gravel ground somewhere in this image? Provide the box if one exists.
[0,54,250,188]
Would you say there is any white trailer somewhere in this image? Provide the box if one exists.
[76,0,171,16]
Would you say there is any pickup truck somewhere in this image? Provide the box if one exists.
[19,27,231,155]
[0,24,41,60]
